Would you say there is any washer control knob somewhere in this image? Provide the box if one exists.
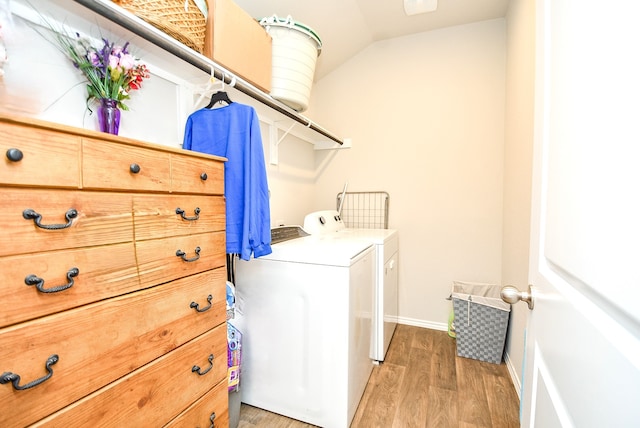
[319,216,326,225]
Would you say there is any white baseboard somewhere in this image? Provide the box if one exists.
[397,316,448,331]
[504,351,522,400]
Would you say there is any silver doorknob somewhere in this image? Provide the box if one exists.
[500,285,534,310]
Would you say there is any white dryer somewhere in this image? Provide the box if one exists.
[233,226,374,428]
[304,210,399,362]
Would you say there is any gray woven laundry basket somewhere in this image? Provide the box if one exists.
[452,281,511,364]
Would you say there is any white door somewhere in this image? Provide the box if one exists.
[520,0,640,426]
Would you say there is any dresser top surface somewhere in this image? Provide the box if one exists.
[0,114,227,163]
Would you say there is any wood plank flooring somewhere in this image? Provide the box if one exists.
[237,324,520,428]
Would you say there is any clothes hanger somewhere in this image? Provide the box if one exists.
[205,73,233,108]
[193,66,223,109]
[205,91,233,108]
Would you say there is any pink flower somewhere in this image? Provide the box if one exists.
[108,54,120,70]
[119,53,136,70]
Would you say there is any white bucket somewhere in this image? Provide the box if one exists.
[260,15,322,112]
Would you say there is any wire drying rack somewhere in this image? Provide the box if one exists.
[336,191,390,229]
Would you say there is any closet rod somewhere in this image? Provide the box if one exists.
[73,0,344,146]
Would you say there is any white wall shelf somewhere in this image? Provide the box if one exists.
[71,0,347,151]
[262,118,352,165]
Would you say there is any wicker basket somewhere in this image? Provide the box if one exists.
[113,0,207,53]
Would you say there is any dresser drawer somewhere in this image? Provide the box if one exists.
[136,231,226,288]
[31,324,228,428]
[0,189,133,257]
[166,378,229,428]
[0,242,139,328]
[82,138,171,191]
[0,122,80,188]
[0,268,226,427]
[133,194,225,241]
[171,152,225,195]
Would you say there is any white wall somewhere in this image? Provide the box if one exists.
[1,0,188,148]
[308,19,507,327]
[263,130,317,227]
[502,0,535,394]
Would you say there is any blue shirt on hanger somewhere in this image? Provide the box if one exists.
[183,102,272,260]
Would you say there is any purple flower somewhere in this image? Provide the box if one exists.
[89,51,100,66]
[43,20,151,110]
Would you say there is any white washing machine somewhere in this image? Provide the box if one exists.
[304,210,399,362]
[233,226,375,428]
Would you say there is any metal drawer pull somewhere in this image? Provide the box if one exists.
[25,267,79,293]
[176,207,201,221]
[23,208,78,230]
[200,172,208,181]
[1,354,59,391]
[6,148,24,162]
[209,412,216,428]
[176,246,201,262]
[129,163,141,174]
[190,294,213,312]
[192,354,214,376]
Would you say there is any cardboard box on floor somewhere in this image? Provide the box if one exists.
[204,0,272,93]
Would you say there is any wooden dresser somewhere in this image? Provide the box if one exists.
[0,115,229,427]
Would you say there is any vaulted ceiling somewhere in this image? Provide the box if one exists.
[233,0,510,79]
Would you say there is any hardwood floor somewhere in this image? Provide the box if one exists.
[237,324,520,428]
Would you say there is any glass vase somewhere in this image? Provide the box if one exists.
[97,98,121,135]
